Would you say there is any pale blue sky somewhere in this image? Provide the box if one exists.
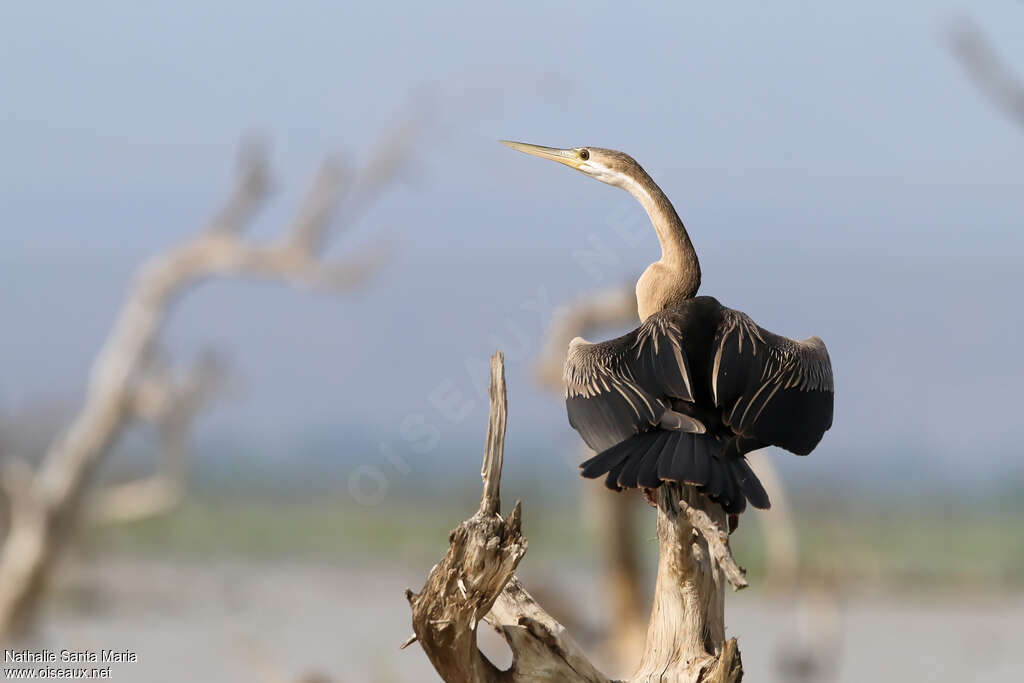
[1,2,1022,488]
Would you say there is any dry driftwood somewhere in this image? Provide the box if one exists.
[0,131,412,637]
[408,352,745,682]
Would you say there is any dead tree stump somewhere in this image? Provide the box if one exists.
[407,352,746,682]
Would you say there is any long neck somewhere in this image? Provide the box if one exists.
[620,168,701,297]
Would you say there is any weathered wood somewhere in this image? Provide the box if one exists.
[479,352,507,518]
[633,484,743,682]
[408,353,611,682]
[485,576,609,683]
[677,495,747,591]
[409,353,746,682]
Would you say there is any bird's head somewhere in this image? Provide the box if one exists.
[500,141,645,190]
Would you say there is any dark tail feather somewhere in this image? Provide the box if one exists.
[721,466,746,515]
[702,450,726,499]
[690,441,710,486]
[580,435,643,479]
[576,430,657,489]
[638,432,675,488]
[731,458,771,509]
[614,437,651,488]
[666,432,697,483]
[580,430,770,512]
[604,458,628,491]
[658,431,686,480]
[619,431,671,488]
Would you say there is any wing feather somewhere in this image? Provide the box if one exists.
[713,309,834,455]
[564,311,695,452]
[566,297,833,514]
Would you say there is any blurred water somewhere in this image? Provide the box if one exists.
[20,558,1023,682]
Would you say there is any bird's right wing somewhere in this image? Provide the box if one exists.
[563,311,694,452]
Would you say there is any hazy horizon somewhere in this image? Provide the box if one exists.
[3,1,1023,495]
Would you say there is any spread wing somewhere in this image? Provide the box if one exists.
[712,308,834,455]
[563,310,694,452]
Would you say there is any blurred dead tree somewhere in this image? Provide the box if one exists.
[0,129,413,637]
[408,352,744,682]
[86,348,229,524]
[745,452,843,683]
[948,16,1024,128]
[533,284,647,671]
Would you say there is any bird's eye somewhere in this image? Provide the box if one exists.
[579,149,590,161]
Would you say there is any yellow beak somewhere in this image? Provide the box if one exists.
[499,140,582,169]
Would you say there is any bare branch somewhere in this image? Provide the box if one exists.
[284,118,421,262]
[948,17,1024,128]
[480,351,506,517]
[678,496,748,591]
[205,138,271,235]
[292,238,393,292]
[352,118,421,211]
[284,159,350,255]
[1,458,38,524]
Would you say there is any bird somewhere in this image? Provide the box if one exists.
[501,141,834,517]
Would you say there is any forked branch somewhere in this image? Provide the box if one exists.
[407,352,609,682]
[409,352,746,682]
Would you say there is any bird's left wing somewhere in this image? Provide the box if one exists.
[563,311,694,452]
[712,308,834,455]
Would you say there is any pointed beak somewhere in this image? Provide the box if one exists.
[500,140,582,169]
